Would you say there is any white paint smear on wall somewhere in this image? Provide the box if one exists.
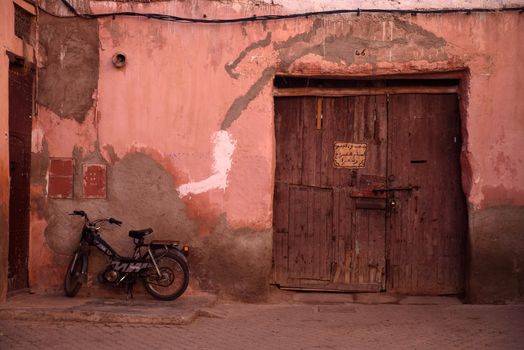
[177,130,236,197]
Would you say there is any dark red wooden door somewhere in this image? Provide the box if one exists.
[8,63,33,292]
[273,95,387,291]
[273,91,466,295]
[386,94,466,294]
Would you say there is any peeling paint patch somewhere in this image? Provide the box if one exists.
[38,13,99,122]
[274,18,323,50]
[31,125,44,153]
[178,130,236,197]
[274,16,447,73]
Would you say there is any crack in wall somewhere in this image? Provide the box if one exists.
[225,32,272,79]
[220,66,276,130]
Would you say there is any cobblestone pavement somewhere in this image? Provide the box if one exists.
[1,302,523,350]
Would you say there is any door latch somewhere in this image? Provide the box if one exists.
[373,185,420,193]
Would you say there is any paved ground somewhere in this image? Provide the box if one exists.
[0,294,523,350]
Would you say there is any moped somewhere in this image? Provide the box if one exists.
[64,210,190,301]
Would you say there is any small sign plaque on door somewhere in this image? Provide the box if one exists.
[334,142,367,169]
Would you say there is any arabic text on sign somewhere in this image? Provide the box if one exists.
[334,142,367,169]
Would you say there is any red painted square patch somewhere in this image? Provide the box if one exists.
[48,158,74,198]
[83,164,106,199]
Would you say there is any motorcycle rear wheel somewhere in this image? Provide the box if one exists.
[143,250,189,301]
[64,251,85,297]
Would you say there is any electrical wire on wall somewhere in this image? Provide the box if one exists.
[38,0,524,23]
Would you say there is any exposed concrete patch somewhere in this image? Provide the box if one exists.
[225,32,272,79]
[191,215,272,302]
[41,151,197,290]
[276,15,447,71]
[469,206,524,304]
[220,66,276,130]
[37,13,99,122]
[273,18,323,50]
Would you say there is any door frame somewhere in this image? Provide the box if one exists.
[7,53,35,294]
[271,73,470,296]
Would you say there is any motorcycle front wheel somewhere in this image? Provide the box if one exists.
[64,250,85,297]
[143,250,189,301]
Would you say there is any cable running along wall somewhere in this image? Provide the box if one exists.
[40,0,524,23]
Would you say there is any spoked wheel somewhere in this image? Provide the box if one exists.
[143,250,189,301]
[64,251,85,297]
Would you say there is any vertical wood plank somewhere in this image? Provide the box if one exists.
[301,97,321,187]
[272,181,289,282]
[321,98,335,188]
[288,186,308,278]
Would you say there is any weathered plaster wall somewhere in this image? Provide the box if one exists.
[30,0,524,302]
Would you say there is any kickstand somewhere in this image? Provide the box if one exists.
[126,284,134,300]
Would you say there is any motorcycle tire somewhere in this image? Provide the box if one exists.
[143,250,189,301]
[64,250,85,297]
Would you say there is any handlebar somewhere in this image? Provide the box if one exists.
[109,218,122,226]
[69,210,122,226]
[70,210,87,217]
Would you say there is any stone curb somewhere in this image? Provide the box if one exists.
[0,294,218,325]
[0,308,199,325]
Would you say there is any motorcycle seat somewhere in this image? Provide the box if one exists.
[129,228,153,239]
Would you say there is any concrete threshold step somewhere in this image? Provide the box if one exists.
[291,292,399,304]
[291,292,463,305]
[0,292,218,325]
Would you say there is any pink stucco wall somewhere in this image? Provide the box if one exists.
[92,4,524,221]
[29,0,524,301]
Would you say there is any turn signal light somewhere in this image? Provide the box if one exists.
[183,245,190,253]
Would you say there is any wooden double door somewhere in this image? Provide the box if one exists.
[273,93,466,295]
